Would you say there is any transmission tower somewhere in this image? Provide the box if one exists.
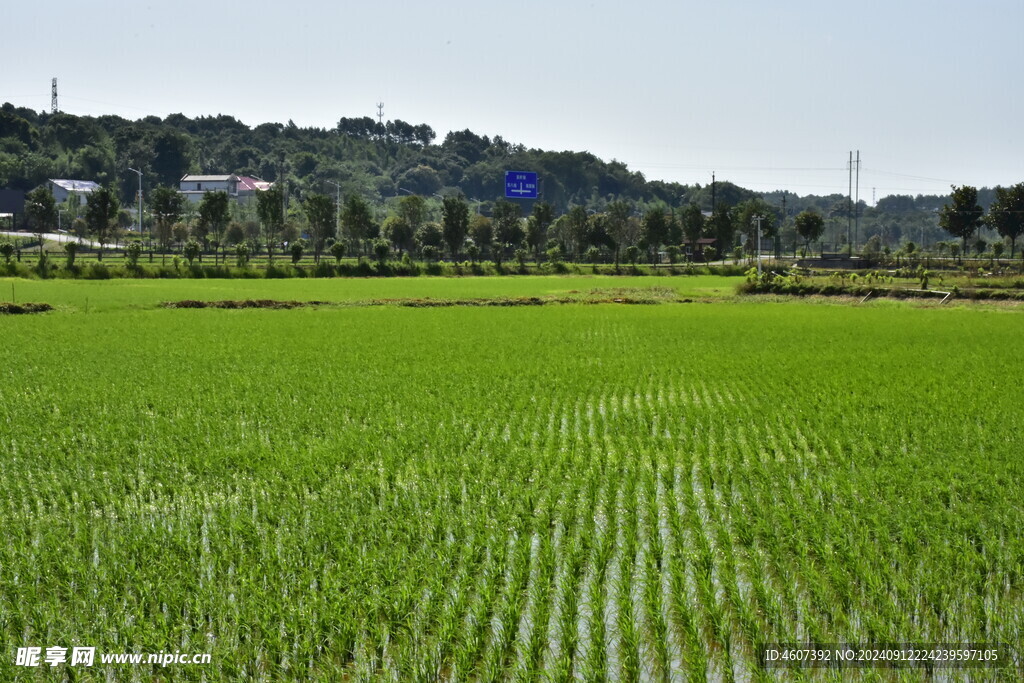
[376,102,384,125]
[51,78,58,113]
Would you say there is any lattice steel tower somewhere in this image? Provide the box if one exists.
[51,78,58,113]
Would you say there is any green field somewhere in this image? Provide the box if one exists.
[1,277,1022,680]
[2,274,737,312]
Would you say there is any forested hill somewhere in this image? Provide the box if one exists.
[0,101,982,224]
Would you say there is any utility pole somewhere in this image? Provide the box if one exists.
[279,153,287,234]
[780,191,787,257]
[846,151,853,254]
[51,78,58,114]
[711,171,716,213]
[854,150,861,254]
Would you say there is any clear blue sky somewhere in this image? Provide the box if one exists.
[4,0,1022,201]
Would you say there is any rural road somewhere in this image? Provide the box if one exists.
[0,231,112,249]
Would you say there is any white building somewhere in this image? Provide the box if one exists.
[47,179,101,205]
[179,174,239,204]
[179,174,273,204]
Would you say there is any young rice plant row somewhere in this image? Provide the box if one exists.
[1,300,1022,680]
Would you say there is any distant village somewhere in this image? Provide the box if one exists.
[44,175,272,207]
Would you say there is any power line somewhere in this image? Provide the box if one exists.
[860,168,958,184]
[628,161,846,172]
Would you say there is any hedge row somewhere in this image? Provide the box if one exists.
[0,260,750,280]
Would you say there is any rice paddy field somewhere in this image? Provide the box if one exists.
[1,275,1022,681]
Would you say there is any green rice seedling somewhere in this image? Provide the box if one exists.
[2,291,1023,680]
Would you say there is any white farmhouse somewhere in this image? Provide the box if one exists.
[179,174,239,204]
[47,179,101,205]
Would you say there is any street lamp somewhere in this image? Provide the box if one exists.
[127,168,143,244]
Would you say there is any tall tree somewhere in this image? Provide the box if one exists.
[341,194,375,260]
[605,200,636,268]
[414,222,444,255]
[150,185,186,257]
[986,183,1024,258]
[397,194,427,232]
[256,184,284,261]
[303,192,335,262]
[529,201,554,257]
[382,215,414,254]
[642,206,669,262]
[680,202,705,258]
[468,214,493,256]
[441,195,470,259]
[84,185,120,258]
[794,209,825,254]
[735,198,777,244]
[198,190,230,248]
[564,205,590,259]
[25,186,56,256]
[492,200,524,252]
[707,205,736,260]
[939,185,983,261]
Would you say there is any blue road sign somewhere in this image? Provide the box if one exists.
[505,171,538,199]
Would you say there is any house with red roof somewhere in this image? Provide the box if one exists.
[179,175,273,204]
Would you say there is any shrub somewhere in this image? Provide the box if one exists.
[126,241,143,267]
[514,248,529,270]
[86,262,111,279]
[367,238,387,264]
[35,251,53,278]
[290,239,306,264]
[183,241,201,266]
[313,261,334,278]
[329,240,348,264]
[265,263,291,279]
[63,242,79,268]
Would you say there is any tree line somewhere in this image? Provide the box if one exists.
[11,175,1024,273]
[790,184,1024,260]
[4,103,1023,263]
